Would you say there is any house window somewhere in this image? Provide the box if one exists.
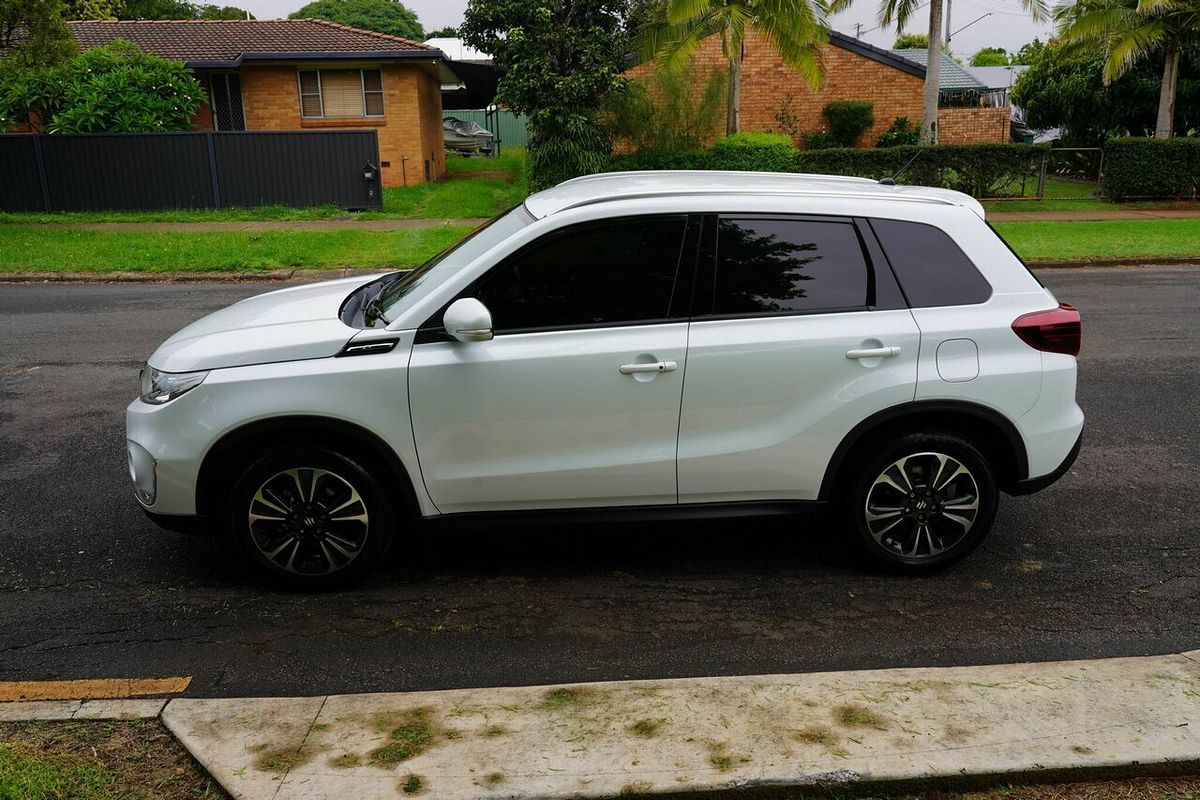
[298,69,385,119]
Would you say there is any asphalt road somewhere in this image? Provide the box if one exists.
[1,268,1197,699]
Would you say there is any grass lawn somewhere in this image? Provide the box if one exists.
[993,219,1200,262]
[0,226,472,273]
[0,150,526,225]
[0,719,226,799]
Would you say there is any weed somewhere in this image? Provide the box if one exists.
[483,771,506,786]
[620,781,654,795]
[401,773,426,794]
[368,708,439,767]
[537,686,592,710]
[834,703,888,730]
[330,752,360,768]
[482,724,507,737]
[255,744,313,773]
[794,726,837,748]
[628,719,662,738]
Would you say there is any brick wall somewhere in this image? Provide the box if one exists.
[238,62,444,187]
[627,29,1007,147]
[192,96,214,131]
[937,106,1010,144]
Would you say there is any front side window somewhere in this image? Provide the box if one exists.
[298,69,385,119]
[711,217,870,316]
[470,216,689,333]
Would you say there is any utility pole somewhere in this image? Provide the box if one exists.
[854,22,864,38]
[944,0,952,45]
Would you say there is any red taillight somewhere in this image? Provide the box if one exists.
[1012,303,1081,356]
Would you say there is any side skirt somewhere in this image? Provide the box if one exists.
[421,500,829,530]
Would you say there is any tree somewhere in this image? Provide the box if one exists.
[1011,35,1198,142]
[1056,0,1200,138]
[831,0,1046,144]
[462,0,629,190]
[118,0,253,19]
[63,0,122,19]
[892,31,928,48]
[1,0,78,67]
[290,0,423,39]
[1013,37,1046,63]
[0,39,204,132]
[198,5,253,19]
[971,46,1010,65]
[425,26,460,37]
[640,0,829,136]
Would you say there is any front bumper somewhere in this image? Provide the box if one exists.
[125,386,223,515]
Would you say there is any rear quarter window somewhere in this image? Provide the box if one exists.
[869,218,992,307]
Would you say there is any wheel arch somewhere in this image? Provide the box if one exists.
[819,401,1029,499]
[195,415,420,519]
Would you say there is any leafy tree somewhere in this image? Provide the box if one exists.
[971,46,1010,66]
[1,0,78,67]
[892,31,928,48]
[462,0,629,190]
[0,39,203,132]
[831,0,1047,143]
[290,0,423,39]
[120,0,199,16]
[198,5,253,19]
[640,0,828,136]
[63,0,122,19]
[1011,35,1198,142]
[425,25,459,37]
[1013,37,1045,63]
[1056,0,1200,138]
[602,62,727,150]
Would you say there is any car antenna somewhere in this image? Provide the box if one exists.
[878,149,924,186]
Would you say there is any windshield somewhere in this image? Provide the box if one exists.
[375,205,533,322]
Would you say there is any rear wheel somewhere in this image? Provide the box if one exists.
[843,431,998,572]
[226,446,396,590]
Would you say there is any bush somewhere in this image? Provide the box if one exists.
[601,66,726,152]
[876,117,920,148]
[822,100,875,147]
[800,130,838,150]
[707,132,796,172]
[1103,138,1200,199]
[607,140,1046,198]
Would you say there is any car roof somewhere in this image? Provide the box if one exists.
[523,170,985,220]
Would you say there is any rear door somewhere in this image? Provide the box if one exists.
[408,215,698,514]
[677,214,921,503]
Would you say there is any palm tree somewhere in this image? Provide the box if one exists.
[639,0,829,136]
[829,0,1047,144]
[1057,0,1199,138]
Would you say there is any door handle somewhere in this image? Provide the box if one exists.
[619,360,678,374]
[846,346,902,360]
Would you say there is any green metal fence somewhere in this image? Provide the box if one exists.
[449,109,530,150]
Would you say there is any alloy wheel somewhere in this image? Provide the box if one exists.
[246,467,369,576]
[864,452,980,559]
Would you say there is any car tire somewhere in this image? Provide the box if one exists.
[226,445,396,590]
[842,429,998,573]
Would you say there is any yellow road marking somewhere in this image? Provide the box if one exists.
[0,676,192,702]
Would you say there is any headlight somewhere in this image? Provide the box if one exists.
[139,366,208,405]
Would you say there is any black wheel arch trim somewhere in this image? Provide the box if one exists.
[195,415,419,519]
[818,400,1030,500]
[1011,428,1082,495]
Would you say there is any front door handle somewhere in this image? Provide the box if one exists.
[846,346,902,360]
[619,360,678,374]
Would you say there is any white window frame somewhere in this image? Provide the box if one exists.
[297,68,385,119]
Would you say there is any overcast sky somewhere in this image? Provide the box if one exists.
[239,0,1053,62]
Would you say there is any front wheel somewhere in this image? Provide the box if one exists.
[844,431,998,572]
[226,446,396,590]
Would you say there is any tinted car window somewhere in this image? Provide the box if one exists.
[712,218,869,315]
[870,218,992,307]
[472,216,688,332]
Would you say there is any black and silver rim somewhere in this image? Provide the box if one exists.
[864,452,980,559]
[247,467,369,576]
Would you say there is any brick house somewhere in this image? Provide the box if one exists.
[627,28,1011,146]
[68,19,451,186]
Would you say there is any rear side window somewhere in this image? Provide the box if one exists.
[471,216,688,332]
[870,218,992,307]
[711,217,869,316]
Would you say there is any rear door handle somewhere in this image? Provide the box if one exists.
[846,346,902,359]
[619,361,678,374]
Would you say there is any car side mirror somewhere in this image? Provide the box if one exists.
[443,298,494,342]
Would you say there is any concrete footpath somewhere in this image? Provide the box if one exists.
[10,651,1194,799]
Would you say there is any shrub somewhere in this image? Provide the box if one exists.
[822,100,875,147]
[1103,138,1200,199]
[607,148,709,171]
[800,130,838,150]
[876,117,920,148]
[601,65,726,152]
[708,132,796,172]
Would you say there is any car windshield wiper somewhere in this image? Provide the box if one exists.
[362,294,391,326]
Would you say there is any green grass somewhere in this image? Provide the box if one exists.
[993,219,1200,262]
[0,226,471,273]
[0,150,527,225]
[0,743,117,800]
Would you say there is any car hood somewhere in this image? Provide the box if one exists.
[148,274,385,372]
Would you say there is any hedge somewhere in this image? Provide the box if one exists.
[1103,138,1200,199]
[607,140,1045,198]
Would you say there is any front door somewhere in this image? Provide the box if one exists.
[408,215,697,514]
[677,215,921,503]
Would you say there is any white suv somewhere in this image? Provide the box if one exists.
[127,171,1083,589]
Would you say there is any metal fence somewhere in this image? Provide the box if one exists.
[0,130,383,213]
[450,109,529,151]
[1035,148,1104,200]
